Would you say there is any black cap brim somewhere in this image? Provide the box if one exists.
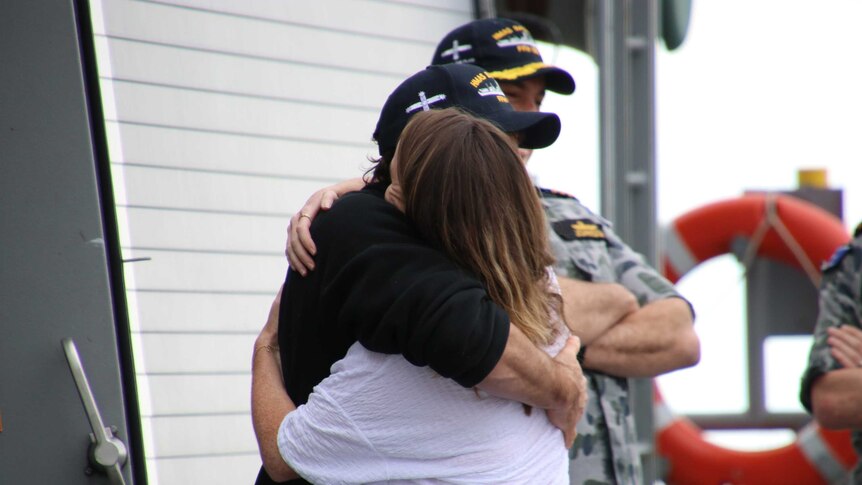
[534,66,576,95]
[483,109,561,149]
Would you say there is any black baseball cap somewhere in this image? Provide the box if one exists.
[431,18,575,95]
[373,64,561,156]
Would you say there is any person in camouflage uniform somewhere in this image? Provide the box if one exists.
[800,223,862,483]
[286,18,701,485]
[541,187,696,484]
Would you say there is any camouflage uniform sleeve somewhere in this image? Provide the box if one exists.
[541,191,648,484]
[602,220,694,313]
[799,237,862,414]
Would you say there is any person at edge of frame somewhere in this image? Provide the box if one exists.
[800,221,862,484]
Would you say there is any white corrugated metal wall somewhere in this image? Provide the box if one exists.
[88,1,473,482]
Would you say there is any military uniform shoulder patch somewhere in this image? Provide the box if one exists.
[540,187,577,200]
[552,219,606,241]
[822,244,851,272]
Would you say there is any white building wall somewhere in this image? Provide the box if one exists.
[87,1,473,483]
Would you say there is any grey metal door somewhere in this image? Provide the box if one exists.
[0,0,145,483]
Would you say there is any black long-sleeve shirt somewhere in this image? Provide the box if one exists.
[279,182,509,404]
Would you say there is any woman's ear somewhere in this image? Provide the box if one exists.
[385,183,406,213]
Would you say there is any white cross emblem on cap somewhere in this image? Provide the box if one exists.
[405,91,447,113]
[441,39,472,61]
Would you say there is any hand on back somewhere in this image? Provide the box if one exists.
[286,178,366,275]
[545,336,588,448]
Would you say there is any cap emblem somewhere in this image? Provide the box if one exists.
[497,31,537,48]
[405,91,447,113]
[477,80,505,98]
[491,25,540,55]
[440,39,473,62]
[469,74,509,103]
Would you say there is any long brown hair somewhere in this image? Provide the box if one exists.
[393,108,557,346]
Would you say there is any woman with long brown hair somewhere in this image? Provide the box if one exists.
[254,107,577,483]
[387,107,559,349]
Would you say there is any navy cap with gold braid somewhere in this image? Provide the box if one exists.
[431,18,575,95]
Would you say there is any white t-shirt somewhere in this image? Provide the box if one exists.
[279,272,570,484]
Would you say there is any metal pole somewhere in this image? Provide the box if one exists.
[598,0,617,222]
[597,1,659,482]
[473,0,496,19]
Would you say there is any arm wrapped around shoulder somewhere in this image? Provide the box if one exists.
[322,241,510,388]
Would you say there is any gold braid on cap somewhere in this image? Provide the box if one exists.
[487,62,550,81]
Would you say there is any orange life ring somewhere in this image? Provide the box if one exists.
[656,193,857,485]
[654,388,858,485]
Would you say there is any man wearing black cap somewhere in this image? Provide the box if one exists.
[287,17,700,485]
[431,18,700,485]
[254,63,587,484]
